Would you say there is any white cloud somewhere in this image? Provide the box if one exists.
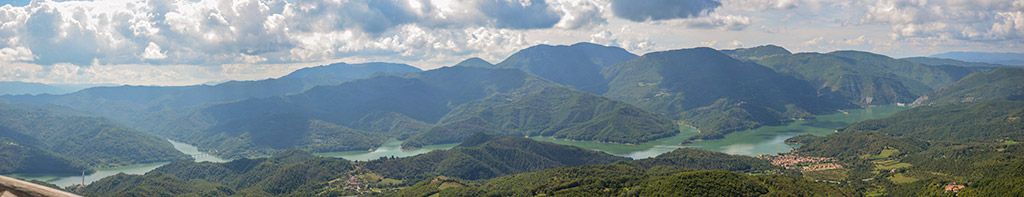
[142,42,167,60]
[552,0,608,29]
[0,47,34,62]
[857,0,1024,42]
[589,29,654,51]
[682,13,752,30]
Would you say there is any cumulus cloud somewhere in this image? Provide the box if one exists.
[856,0,1024,42]
[589,29,654,51]
[611,0,721,22]
[552,0,609,29]
[0,0,568,68]
[142,42,167,60]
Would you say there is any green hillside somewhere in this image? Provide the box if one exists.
[495,42,638,94]
[827,51,973,93]
[403,80,678,148]
[757,53,921,105]
[602,47,851,140]
[0,103,188,174]
[786,99,1024,196]
[159,67,676,158]
[79,150,356,196]
[915,67,1024,106]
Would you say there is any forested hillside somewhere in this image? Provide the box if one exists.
[786,99,1024,196]
[80,135,847,196]
[602,47,852,140]
[0,103,188,174]
[156,66,678,158]
[758,52,922,105]
[493,42,638,94]
[915,67,1024,106]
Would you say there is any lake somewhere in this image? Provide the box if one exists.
[533,105,910,159]
[315,138,461,161]
[5,139,226,187]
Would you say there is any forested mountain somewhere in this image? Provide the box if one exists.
[156,66,678,158]
[914,67,1024,106]
[786,99,1024,196]
[0,126,91,175]
[402,81,678,148]
[601,47,852,139]
[720,44,792,61]
[843,99,1024,143]
[0,103,188,174]
[1,62,421,128]
[757,52,922,105]
[827,51,973,92]
[493,42,638,94]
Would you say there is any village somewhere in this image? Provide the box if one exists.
[760,153,843,171]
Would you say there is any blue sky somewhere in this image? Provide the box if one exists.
[0,0,1022,85]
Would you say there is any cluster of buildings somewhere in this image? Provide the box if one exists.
[803,163,843,171]
[762,153,841,171]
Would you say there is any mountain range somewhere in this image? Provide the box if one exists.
[3,42,1013,157]
[3,42,1023,196]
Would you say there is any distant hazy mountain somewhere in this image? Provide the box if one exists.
[2,62,421,129]
[601,47,852,140]
[0,81,106,96]
[158,66,678,158]
[494,42,638,94]
[931,51,1024,66]
[0,103,188,174]
[914,67,1024,106]
[902,56,1011,69]
[720,44,792,61]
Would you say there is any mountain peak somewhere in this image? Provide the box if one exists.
[453,57,494,67]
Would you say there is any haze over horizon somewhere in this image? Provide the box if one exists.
[0,0,1022,86]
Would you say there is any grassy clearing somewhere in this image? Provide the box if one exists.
[871,148,899,159]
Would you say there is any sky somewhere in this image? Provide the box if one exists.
[0,0,1022,86]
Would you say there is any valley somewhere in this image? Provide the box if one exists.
[6,140,223,187]
[533,105,909,158]
[1,42,1021,196]
[1,1,1020,195]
